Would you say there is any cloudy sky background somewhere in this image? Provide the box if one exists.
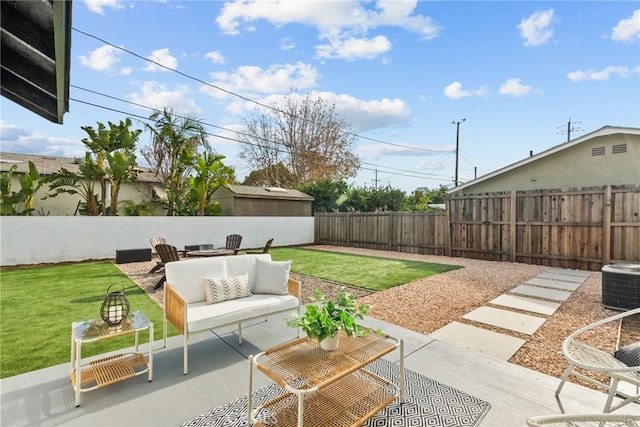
[1,0,639,191]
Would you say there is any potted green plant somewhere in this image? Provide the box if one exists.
[286,288,379,350]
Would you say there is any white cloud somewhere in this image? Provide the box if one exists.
[611,10,640,43]
[358,143,451,162]
[144,49,178,72]
[224,90,410,133]
[83,0,125,15]
[78,45,121,71]
[215,0,441,60]
[518,9,554,47]
[323,92,411,132]
[0,121,84,158]
[280,37,296,51]
[567,66,636,81]
[201,62,319,99]
[205,51,225,64]
[128,81,202,114]
[443,82,487,100]
[316,35,392,60]
[498,78,533,97]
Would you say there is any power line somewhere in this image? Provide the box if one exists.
[72,27,446,155]
[69,95,446,184]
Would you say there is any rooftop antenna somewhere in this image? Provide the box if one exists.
[556,117,583,142]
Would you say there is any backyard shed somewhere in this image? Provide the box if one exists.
[212,184,314,216]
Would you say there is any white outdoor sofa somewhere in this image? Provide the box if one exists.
[163,253,300,374]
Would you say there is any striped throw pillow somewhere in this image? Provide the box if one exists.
[204,273,252,304]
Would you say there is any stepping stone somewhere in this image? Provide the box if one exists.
[491,294,561,316]
[526,277,581,291]
[537,272,586,283]
[429,321,526,361]
[545,268,592,279]
[463,306,546,335]
[511,285,573,301]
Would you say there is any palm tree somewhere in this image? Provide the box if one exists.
[142,108,207,216]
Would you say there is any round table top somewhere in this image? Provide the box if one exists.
[186,248,235,257]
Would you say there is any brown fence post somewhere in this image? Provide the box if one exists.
[510,190,517,262]
[602,185,612,266]
[445,196,453,257]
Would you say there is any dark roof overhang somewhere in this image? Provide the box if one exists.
[1,0,72,124]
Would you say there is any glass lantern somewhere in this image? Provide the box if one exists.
[100,284,130,326]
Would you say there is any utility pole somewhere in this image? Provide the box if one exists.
[557,117,582,142]
[451,118,465,186]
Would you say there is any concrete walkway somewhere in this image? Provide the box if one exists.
[429,267,592,361]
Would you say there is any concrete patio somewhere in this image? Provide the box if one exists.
[1,313,637,426]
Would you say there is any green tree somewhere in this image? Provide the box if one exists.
[142,108,206,216]
[17,161,46,215]
[185,150,235,216]
[426,184,449,204]
[243,162,295,187]
[45,155,102,215]
[80,119,141,215]
[298,179,349,212]
[1,162,48,216]
[47,118,142,215]
[239,91,360,187]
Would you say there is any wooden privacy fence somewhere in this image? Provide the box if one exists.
[314,185,640,270]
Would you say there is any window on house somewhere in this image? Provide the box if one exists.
[612,144,627,154]
[591,146,605,156]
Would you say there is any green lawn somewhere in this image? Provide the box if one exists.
[0,262,175,379]
[270,247,462,291]
[0,248,461,378]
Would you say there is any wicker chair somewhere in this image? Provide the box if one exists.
[555,307,640,412]
[526,414,639,427]
[225,234,243,255]
[246,238,273,254]
[153,244,181,289]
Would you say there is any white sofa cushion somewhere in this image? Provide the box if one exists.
[204,273,252,304]
[166,254,272,303]
[186,294,299,333]
[253,259,292,295]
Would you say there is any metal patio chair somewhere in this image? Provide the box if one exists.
[555,307,640,412]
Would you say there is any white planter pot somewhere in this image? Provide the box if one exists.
[320,334,339,351]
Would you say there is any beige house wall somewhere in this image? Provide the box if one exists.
[8,176,158,216]
[458,132,639,194]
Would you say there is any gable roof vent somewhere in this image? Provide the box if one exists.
[612,144,627,154]
[591,146,605,156]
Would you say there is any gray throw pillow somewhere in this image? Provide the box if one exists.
[252,259,291,295]
[614,341,640,367]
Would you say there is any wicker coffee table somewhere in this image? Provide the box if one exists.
[248,331,404,427]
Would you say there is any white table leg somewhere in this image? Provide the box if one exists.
[75,339,81,407]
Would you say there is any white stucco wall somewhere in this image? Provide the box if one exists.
[0,216,314,266]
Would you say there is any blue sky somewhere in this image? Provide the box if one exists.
[1,0,639,192]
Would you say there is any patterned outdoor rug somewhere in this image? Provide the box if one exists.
[179,358,490,427]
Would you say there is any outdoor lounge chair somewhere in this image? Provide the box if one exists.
[555,307,640,412]
[246,238,273,254]
[149,237,169,273]
[225,234,243,255]
[153,244,181,289]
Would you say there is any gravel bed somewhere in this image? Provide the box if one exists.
[116,245,639,389]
